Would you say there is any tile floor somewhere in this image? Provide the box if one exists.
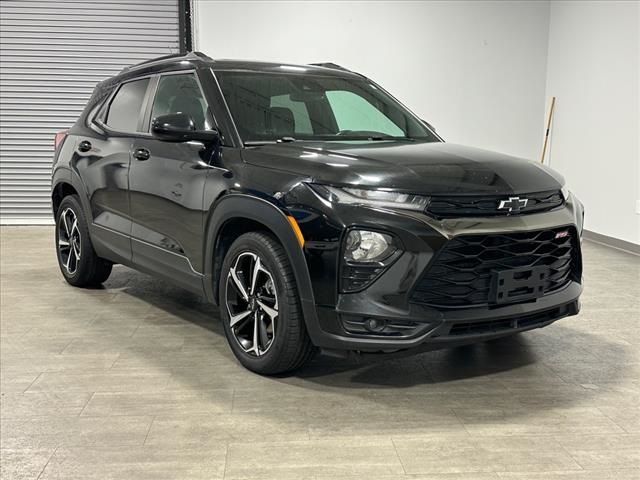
[1,226,638,479]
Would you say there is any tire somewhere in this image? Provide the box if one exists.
[55,195,113,287]
[219,231,315,375]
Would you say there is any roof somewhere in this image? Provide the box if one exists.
[211,59,362,78]
[119,51,212,73]
[115,51,362,81]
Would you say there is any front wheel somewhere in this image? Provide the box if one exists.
[219,232,314,375]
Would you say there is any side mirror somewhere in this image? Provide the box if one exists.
[151,113,219,143]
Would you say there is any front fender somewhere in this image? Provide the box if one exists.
[202,193,319,334]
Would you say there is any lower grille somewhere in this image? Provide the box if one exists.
[447,304,574,336]
[411,227,581,308]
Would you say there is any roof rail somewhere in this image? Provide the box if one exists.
[308,62,353,72]
[120,51,213,74]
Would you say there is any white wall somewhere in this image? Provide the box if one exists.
[545,1,640,245]
[195,0,550,160]
[194,0,640,245]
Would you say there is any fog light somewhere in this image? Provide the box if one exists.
[365,318,387,333]
[345,230,396,263]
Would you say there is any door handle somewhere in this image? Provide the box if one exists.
[133,148,150,161]
[78,140,92,152]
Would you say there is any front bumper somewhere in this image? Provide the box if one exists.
[289,186,584,353]
[309,283,581,352]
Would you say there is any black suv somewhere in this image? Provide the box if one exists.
[52,52,584,374]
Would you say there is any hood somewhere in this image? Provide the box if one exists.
[242,141,564,195]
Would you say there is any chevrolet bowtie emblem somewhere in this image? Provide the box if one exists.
[498,196,528,212]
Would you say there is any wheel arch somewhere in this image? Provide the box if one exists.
[51,182,78,217]
[51,167,93,222]
[203,194,319,333]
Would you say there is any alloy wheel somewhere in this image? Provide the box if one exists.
[225,252,278,356]
[58,207,81,275]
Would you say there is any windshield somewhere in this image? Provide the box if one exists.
[215,70,439,144]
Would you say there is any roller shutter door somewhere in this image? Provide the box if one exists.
[0,0,182,224]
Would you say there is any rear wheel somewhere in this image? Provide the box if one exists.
[219,232,315,375]
[55,195,112,287]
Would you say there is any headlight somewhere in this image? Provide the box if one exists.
[561,185,584,237]
[341,229,402,292]
[311,184,429,211]
[345,230,397,263]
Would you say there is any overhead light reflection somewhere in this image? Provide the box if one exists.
[328,153,354,161]
[359,175,383,183]
[280,65,307,72]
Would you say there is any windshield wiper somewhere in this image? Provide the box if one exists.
[333,130,415,142]
[244,135,415,146]
[327,135,415,142]
[367,136,415,142]
[244,137,297,146]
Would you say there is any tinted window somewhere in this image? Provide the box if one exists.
[326,91,404,136]
[151,73,212,131]
[216,71,438,143]
[105,78,149,132]
[269,94,313,134]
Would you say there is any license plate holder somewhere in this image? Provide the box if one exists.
[489,266,548,305]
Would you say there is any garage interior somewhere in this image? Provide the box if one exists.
[1,1,639,479]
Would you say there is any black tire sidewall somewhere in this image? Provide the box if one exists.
[55,195,93,285]
[220,233,298,373]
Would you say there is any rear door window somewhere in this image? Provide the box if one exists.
[105,78,150,132]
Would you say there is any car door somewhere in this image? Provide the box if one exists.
[73,77,152,263]
[128,71,217,293]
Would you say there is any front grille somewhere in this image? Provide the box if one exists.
[426,190,564,219]
[411,227,581,308]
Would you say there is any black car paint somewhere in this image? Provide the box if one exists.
[52,54,583,354]
[242,141,565,194]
